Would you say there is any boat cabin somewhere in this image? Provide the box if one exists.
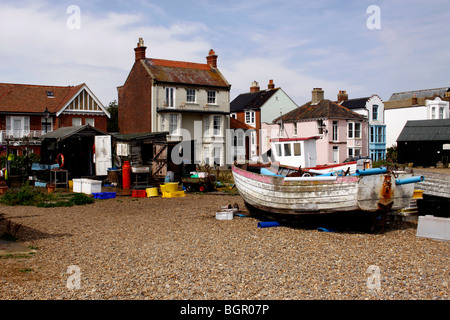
[270,136,319,168]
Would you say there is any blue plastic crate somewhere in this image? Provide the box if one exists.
[92,192,116,199]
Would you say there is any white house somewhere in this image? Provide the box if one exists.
[384,87,450,148]
[339,91,387,161]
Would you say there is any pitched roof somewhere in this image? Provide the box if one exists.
[0,83,84,114]
[40,124,107,140]
[230,88,279,112]
[385,87,450,110]
[142,58,230,88]
[388,88,450,101]
[340,97,371,110]
[397,119,450,142]
[230,117,255,130]
[274,99,366,123]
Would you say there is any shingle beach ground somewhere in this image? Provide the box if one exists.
[0,193,448,300]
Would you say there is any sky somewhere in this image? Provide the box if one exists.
[1,0,449,108]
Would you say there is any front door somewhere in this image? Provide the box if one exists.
[95,135,112,176]
[333,146,339,163]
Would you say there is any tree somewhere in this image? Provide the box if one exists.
[107,100,119,132]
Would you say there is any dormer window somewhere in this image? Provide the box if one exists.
[46,91,54,98]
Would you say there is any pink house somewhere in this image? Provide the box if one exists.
[263,88,368,165]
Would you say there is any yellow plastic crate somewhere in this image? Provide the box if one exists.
[162,190,186,198]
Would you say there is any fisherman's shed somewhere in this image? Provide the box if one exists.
[112,132,196,183]
[40,124,112,178]
[397,119,450,167]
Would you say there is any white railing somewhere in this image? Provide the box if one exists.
[0,130,46,143]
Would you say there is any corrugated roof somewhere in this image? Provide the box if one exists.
[142,58,229,88]
[274,99,366,123]
[397,119,450,142]
[40,124,107,140]
[230,88,279,112]
[0,83,84,114]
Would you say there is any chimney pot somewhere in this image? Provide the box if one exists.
[311,88,324,105]
[268,79,275,89]
[206,49,218,68]
[134,37,147,61]
[250,81,260,92]
[337,90,348,103]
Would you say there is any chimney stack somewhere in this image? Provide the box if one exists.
[134,37,147,61]
[412,94,418,105]
[311,88,324,105]
[206,49,218,68]
[268,79,275,89]
[337,90,348,103]
[250,81,260,92]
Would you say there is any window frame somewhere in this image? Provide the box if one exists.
[207,91,216,104]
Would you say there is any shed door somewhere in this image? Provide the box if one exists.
[95,135,112,176]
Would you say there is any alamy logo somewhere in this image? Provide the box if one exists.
[66,265,81,290]
[366,5,381,30]
[66,5,81,30]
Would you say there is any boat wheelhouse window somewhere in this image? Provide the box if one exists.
[293,143,301,156]
[284,143,291,156]
[276,143,282,157]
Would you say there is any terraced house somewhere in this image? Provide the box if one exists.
[118,38,231,166]
[0,82,109,156]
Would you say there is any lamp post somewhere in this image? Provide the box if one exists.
[43,107,49,134]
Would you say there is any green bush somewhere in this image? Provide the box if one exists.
[0,185,94,207]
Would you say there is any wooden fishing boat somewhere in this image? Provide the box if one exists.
[232,164,424,215]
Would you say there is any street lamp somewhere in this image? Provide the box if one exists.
[43,107,49,134]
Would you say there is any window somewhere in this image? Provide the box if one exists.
[370,126,385,144]
[204,146,210,165]
[317,120,325,134]
[294,143,301,156]
[293,124,298,136]
[169,114,178,135]
[213,116,221,136]
[245,111,255,125]
[207,91,216,104]
[431,107,436,119]
[349,148,361,157]
[348,122,361,138]
[85,118,95,126]
[332,121,338,141]
[354,123,361,138]
[284,143,291,157]
[276,144,282,157]
[439,107,444,119]
[213,147,221,165]
[41,117,53,133]
[372,105,378,120]
[160,114,166,131]
[230,113,237,119]
[186,89,196,103]
[46,91,54,98]
[72,118,82,126]
[204,115,210,135]
[6,116,30,138]
[165,87,175,108]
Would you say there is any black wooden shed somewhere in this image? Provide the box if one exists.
[397,119,450,167]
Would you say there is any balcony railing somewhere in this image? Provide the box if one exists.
[0,130,46,144]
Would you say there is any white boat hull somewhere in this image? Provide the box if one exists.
[232,165,416,215]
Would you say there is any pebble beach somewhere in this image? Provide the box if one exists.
[0,193,448,300]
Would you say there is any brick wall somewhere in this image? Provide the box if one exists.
[118,61,152,134]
